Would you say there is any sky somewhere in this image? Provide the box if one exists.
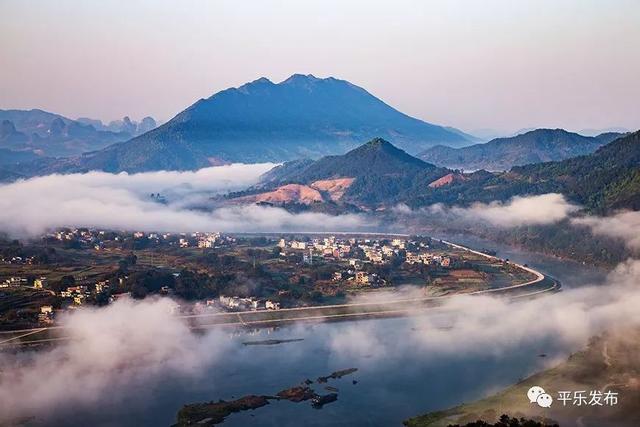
[1,0,639,135]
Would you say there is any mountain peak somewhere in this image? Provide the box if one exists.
[282,73,320,85]
[350,137,405,155]
[521,128,571,136]
[343,138,432,169]
[236,77,275,94]
[251,77,273,85]
[363,137,393,148]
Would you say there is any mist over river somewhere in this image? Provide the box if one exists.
[31,235,609,427]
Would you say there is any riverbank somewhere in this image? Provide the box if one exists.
[404,329,640,427]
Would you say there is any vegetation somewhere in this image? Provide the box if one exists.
[175,395,270,426]
[419,128,622,171]
[254,131,640,213]
[250,138,450,206]
[446,415,559,427]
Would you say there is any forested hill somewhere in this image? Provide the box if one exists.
[510,130,640,211]
[408,130,640,212]
[418,128,623,171]
[249,138,451,206]
[262,138,438,184]
[252,132,640,212]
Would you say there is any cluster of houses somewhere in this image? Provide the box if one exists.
[281,236,423,264]
[0,276,28,288]
[278,235,455,271]
[405,252,453,267]
[157,296,282,317]
[218,295,281,311]
[181,232,227,248]
[60,285,92,305]
[52,229,95,242]
[0,255,37,265]
[332,270,382,286]
[47,228,233,251]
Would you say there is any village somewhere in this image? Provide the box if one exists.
[0,229,532,330]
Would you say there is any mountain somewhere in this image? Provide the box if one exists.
[409,130,640,212]
[506,130,640,211]
[418,129,624,171]
[57,74,474,172]
[0,110,157,158]
[76,115,157,135]
[0,109,150,157]
[233,138,451,207]
[236,131,640,213]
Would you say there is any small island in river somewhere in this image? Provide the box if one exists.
[174,368,358,426]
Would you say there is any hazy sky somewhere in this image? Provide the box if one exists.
[1,0,639,134]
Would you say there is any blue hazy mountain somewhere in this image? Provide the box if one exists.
[0,109,156,157]
[64,74,474,172]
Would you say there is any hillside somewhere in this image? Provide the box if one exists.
[51,74,473,172]
[405,331,640,427]
[246,132,640,212]
[0,147,39,166]
[236,138,451,207]
[409,130,640,212]
[508,130,640,211]
[418,129,623,171]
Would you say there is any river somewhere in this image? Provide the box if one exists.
[34,235,610,427]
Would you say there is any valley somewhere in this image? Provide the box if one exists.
[3,2,640,427]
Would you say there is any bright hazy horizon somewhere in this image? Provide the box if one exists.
[1,0,639,135]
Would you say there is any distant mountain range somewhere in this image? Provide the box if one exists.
[230,131,640,213]
[47,74,474,172]
[76,116,157,135]
[502,131,640,211]
[0,109,156,157]
[418,129,624,171]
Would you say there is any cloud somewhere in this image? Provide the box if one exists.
[0,298,230,420]
[0,165,369,236]
[206,204,368,232]
[449,193,580,227]
[329,258,640,363]
[392,194,579,228]
[572,210,640,251]
[3,260,640,422]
